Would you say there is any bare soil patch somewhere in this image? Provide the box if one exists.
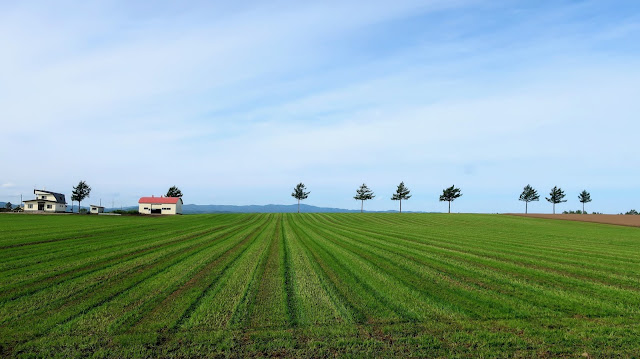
[505,213,640,228]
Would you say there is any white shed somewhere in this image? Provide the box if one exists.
[90,205,105,214]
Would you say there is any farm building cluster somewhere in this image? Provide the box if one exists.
[21,189,183,215]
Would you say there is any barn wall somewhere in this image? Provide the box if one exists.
[139,201,182,215]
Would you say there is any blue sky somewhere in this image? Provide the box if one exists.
[1,0,640,213]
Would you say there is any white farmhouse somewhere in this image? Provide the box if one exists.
[23,189,68,213]
[138,196,183,215]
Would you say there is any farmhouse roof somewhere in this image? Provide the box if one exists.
[34,189,66,204]
[90,205,104,208]
[138,196,182,204]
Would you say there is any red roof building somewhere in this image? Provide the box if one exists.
[138,196,183,215]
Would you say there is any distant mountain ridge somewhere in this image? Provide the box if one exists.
[181,203,396,214]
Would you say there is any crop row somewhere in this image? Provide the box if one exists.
[1,213,640,357]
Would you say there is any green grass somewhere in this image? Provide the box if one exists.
[1,213,640,357]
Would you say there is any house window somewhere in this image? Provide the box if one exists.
[47,205,52,209]
[41,196,46,199]
[28,204,33,209]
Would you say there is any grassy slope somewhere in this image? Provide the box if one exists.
[1,213,640,358]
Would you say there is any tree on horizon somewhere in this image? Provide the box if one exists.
[291,183,310,213]
[166,186,183,197]
[71,181,91,214]
[439,185,462,213]
[391,182,411,213]
[578,190,592,214]
[545,186,566,214]
[4,202,12,210]
[354,183,375,213]
[519,184,540,214]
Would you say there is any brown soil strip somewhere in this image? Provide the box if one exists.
[505,214,640,228]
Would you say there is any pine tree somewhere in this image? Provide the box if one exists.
[518,184,540,214]
[166,186,183,197]
[391,182,411,213]
[354,183,375,213]
[71,181,91,214]
[578,190,591,214]
[545,186,566,214]
[291,183,310,213]
[439,185,462,213]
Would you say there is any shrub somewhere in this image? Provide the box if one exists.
[562,210,587,214]
[110,209,140,215]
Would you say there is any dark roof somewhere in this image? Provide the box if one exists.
[34,189,67,204]
[90,205,104,208]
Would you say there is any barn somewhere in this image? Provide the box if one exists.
[138,196,183,215]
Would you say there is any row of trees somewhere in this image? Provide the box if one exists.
[519,185,592,214]
[292,182,463,213]
[292,182,596,214]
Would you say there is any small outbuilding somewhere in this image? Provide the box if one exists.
[138,196,183,215]
[90,205,105,214]
[23,189,68,213]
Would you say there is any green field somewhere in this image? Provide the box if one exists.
[1,213,640,357]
